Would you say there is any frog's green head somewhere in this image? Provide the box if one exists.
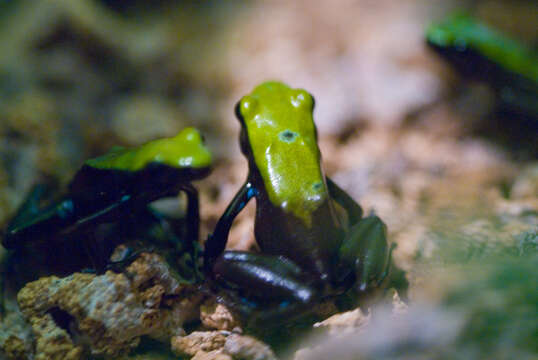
[85,127,212,177]
[235,81,328,226]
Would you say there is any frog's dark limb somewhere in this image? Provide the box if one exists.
[204,181,257,270]
[148,185,204,282]
[337,215,392,294]
[213,251,318,301]
[212,251,322,325]
[326,178,363,225]
[180,183,201,252]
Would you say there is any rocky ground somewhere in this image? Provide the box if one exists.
[0,1,536,359]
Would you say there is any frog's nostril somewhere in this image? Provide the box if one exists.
[312,182,323,191]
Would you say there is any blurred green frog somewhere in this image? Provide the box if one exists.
[426,13,538,119]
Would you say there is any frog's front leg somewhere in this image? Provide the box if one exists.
[155,184,203,281]
[179,183,200,243]
[327,179,395,292]
[338,215,393,293]
[204,181,257,269]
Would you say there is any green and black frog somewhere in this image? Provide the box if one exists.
[204,82,407,324]
[1,127,212,315]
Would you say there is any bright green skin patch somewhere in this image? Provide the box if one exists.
[86,127,212,171]
[426,14,538,82]
[238,81,326,226]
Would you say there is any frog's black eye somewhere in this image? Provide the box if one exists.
[234,101,242,121]
[201,134,206,143]
[311,95,316,110]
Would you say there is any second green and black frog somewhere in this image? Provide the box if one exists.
[426,14,538,120]
[1,127,213,317]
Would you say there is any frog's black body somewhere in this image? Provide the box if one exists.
[4,163,209,254]
[205,173,377,311]
[206,171,359,300]
[251,167,344,280]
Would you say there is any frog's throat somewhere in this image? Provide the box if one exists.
[85,127,212,171]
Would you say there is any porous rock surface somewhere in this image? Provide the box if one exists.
[171,331,276,360]
[16,252,203,359]
[199,297,241,331]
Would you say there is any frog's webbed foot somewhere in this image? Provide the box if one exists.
[210,251,321,324]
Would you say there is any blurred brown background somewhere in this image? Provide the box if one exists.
[0,1,537,359]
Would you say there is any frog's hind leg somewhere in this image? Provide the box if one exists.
[337,215,391,294]
[211,251,321,325]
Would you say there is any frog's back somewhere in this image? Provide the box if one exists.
[70,127,212,205]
